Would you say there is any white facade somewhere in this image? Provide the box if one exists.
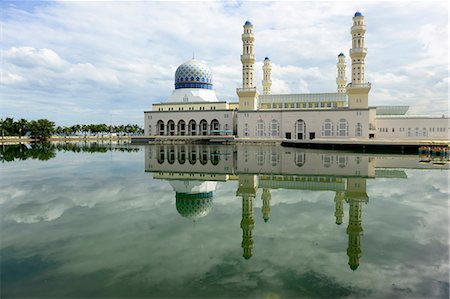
[375,117,450,139]
[237,109,373,140]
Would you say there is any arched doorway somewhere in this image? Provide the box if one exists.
[188,120,197,136]
[295,119,306,140]
[167,120,175,136]
[199,119,208,136]
[177,120,186,136]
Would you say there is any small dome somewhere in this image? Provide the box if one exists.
[354,11,362,17]
[338,52,345,57]
[244,20,252,26]
[175,192,213,221]
[264,57,270,60]
[174,59,213,90]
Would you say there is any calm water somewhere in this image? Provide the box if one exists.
[1,143,449,298]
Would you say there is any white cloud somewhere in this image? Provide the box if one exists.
[0,1,448,124]
[3,46,66,70]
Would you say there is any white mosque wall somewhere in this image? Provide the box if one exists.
[144,110,236,136]
[375,117,449,139]
[237,109,371,140]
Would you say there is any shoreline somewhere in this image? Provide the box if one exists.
[0,135,132,145]
[130,135,449,154]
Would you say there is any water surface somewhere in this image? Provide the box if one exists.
[1,143,449,298]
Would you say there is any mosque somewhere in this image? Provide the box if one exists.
[144,12,449,141]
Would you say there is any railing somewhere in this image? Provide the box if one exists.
[347,82,371,88]
[236,87,257,93]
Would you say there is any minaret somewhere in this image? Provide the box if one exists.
[237,174,258,259]
[334,191,346,225]
[237,20,259,111]
[336,53,347,93]
[261,188,271,222]
[345,178,369,271]
[346,11,371,109]
[262,57,272,95]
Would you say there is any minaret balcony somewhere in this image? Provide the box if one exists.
[241,54,255,63]
[351,25,366,32]
[241,33,255,41]
[349,48,367,56]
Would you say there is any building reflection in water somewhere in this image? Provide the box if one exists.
[145,144,445,270]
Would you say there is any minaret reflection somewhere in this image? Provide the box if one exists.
[237,174,258,260]
[334,191,346,225]
[145,145,387,267]
[345,178,368,271]
[261,188,271,223]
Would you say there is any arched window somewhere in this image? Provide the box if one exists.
[257,119,265,137]
[337,156,348,168]
[177,120,186,136]
[270,119,279,137]
[199,119,208,136]
[322,155,333,168]
[178,145,186,164]
[189,146,197,165]
[157,146,165,164]
[210,149,220,165]
[188,120,196,136]
[338,119,348,137]
[271,150,279,166]
[167,146,175,164]
[295,119,306,140]
[167,120,175,136]
[210,119,220,135]
[148,125,152,136]
[244,123,249,137]
[355,123,362,137]
[295,152,305,167]
[322,119,333,137]
[200,146,208,165]
[157,120,165,136]
[256,150,264,166]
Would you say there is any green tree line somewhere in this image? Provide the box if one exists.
[0,117,144,139]
[1,142,140,162]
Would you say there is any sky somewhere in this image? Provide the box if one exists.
[1,0,449,126]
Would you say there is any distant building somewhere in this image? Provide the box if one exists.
[144,12,449,141]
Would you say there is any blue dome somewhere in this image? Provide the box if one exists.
[354,11,362,17]
[244,20,252,26]
[338,52,345,57]
[264,57,270,60]
[176,192,213,220]
[174,59,213,90]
